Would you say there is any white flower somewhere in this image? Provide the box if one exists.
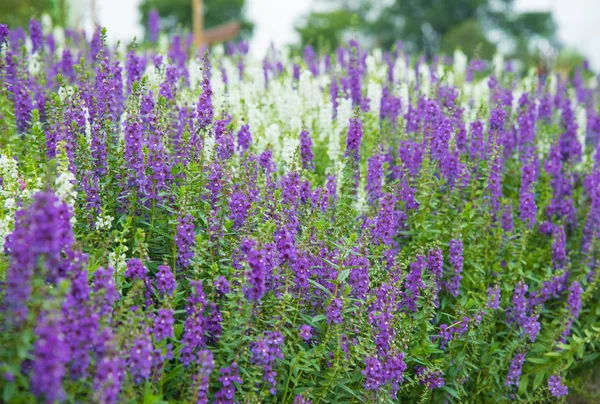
[280,136,300,169]
[398,83,409,116]
[317,100,333,143]
[108,251,128,275]
[393,56,407,83]
[367,81,383,119]
[453,49,468,79]
[4,197,16,211]
[95,214,114,230]
[576,105,587,148]
[493,53,504,79]
[418,63,431,96]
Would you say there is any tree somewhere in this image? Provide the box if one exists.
[295,9,354,53]
[295,0,557,59]
[294,0,370,52]
[0,0,54,29]
[440,20,496,60]
[139,0,253,41]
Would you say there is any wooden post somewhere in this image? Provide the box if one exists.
[91,0,98,27]
[193,0,204,47]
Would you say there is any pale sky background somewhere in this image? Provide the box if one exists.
[81,0,600,68]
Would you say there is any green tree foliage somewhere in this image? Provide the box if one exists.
[139,0,253,40]
[295,9,354,53]
[296,0,556,59]
[0,0,53,29]
[440,20,496,60]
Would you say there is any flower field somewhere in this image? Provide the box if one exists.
[1,18,600,403]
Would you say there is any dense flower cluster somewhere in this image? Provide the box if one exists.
[0,17,599,404]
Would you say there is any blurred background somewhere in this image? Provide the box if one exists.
[2,0,599,70]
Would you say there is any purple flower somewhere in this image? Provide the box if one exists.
[346,252,370,300]
[148,9,161,42]
[123,115,146,192]
[523,313,541,342]
[427,247,443,279]
[0,24,8,46]
[384,353,406,397]
[369,283,397,353]
[416,367,445,389]
[505,353,526,388]
[552,225,567,268]
[197,54,213,129]
[154,308,175,341]
[129,334,153,383]
[214,276,230,295]
[294,394,312,404]
[299,324,313,342]
[126,49,145,94]
[215,113,235,160]
[214,362,243,403]
[60,255,99,379]
[402,254,425,311]
[300,129,314,170]
[487,286,501,310]
[562,281,583,340]
[29,18,44,54]
[446,239,463,297]
[455,316,470,337]
[244,241,271,301]
[93,345,125,403]
[326,298,343,325]
[502,204,514,233]
[438,324,453,349]
[509,282,528,325]
[487,143,502,213]
[229,188,252,229]
[345,116,364,161]
[93,266,119,318]
[90,26,102,61]
[567,281,582,319]
[469,120,485,161]
[348,40,362,107]
[14,78,33,134]
[488,105,506,133]
[548,374,568,397]
[175,214,195,268]
[4,191,74,323]
[156,265,177,296]
[363,356,384,391]
[125,258,148,280]
[365,152,384,204]
[181,280,207,366]
[237,124,252,152]
[31,311,68,403]
[251,330,285,364]
[193,350,215,404]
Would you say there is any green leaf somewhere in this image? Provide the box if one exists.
[533,369,546,391]
[527,357,548,364]
[312,314,327,323]
[308,279,332,296]
[442,385,460,399]
[338,269,351,282]
[518,374,529,395]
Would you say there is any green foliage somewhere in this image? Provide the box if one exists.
[296,0,556,59]
[138,0,254,40]
[440,20,496,60]
[295,9,355,54]
[0,0,54,29]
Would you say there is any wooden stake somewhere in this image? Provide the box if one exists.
[193,0,204,47]
[91,0,98,27]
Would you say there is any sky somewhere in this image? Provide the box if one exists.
[82,0,600,67]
